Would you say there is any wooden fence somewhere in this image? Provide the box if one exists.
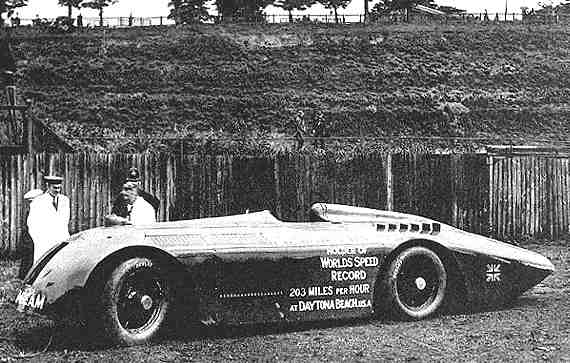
[488,150,570,239]
[0,150,568,256]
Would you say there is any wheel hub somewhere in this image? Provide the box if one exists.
[415,277,427,290]
[140,295,153,310]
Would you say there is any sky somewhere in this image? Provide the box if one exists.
[11,0,563,20]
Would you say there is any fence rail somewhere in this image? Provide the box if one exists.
[0,151,569,256]
[5,12,568,28]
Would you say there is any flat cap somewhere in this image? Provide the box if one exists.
[43,175,63,184]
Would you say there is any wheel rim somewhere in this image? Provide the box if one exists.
[117,269,166,334]
[395,254,442,311]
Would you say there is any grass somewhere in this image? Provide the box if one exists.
[4,23,570,154]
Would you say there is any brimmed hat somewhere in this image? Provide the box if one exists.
[43,175,63,184]
[23,189,43,200]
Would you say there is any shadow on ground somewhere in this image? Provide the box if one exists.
[10,291,549,352]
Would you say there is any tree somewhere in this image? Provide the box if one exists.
[58,0,83,22]
[0,0,26,27]
[370,0,436,21]
[168,0,209,24]
[319,0,351,23]
[437,5,465,15]
[215,0,273,22]
[82,0,117,27]
[274,0,315,23]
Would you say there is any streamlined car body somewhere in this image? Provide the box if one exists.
[15,203,554,346]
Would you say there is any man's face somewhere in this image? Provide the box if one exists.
[121,182,138,204]
[47,183,62,197]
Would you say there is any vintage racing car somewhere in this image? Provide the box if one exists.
[15,203,555,346]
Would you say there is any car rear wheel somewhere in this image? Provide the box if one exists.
[386,246,447,320]
[98,257,172,346]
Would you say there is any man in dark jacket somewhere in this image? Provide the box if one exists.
[109,167,160,221]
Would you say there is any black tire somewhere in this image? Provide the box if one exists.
[98,257,172,346]
[386,246,447,320]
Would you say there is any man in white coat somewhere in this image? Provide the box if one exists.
[27,176,70,264]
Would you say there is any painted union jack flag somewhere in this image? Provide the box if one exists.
[486,264,501,282]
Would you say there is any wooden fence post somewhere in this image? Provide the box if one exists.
[450,154,458,227]
[5,86,17,143]
[488,154,494,237]
[385,153,393,211]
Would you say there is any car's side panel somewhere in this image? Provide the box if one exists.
[452,251,553,309]
[180,246,389,325]
[25,228,152,305]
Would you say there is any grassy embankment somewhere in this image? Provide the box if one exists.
[7,23,570,154]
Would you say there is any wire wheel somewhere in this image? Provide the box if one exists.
[117,268,166,333]
[98,257,172,346]
[386,246,447,320]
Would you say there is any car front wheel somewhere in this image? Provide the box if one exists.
[98,257,172,346]
[386,246,447,320]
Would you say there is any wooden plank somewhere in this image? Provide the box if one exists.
[1,157,7,252]
[551,158,556,238]
[2,157,6,262]
[533,156,538,236]
[98,154,105,226]
[506,157,511,238]
[557,159,561,238]
[559,159,565,236]
[0,158,5,251]
[109,154,114,215]
[541,157,546,236]
[550,158,555,238]
[13,156,20,253]
[151,153,158,220]
[80,153,87,231]
[523,157,529,236]
[499,157,504,238]
[523,157,528,236]
[528,157,533,236]
[519,157,525,236]
[552,158,560,238]
[548,158,553,237]
[562,158,570,234]
[513,158,519,237]
[557,159,563,237]
[533,158,542,237]
[385,154,393,211]
[94,154,101,227]
[535,157,540,237]
[450,155,458,228]
[488,155,494,237]
[200,155,207,218]
[503,157,508,238]
[9,156,16,253]
[70,153,78,232]
[160,153,166,221]
[536,157,541,236]
[496,157,502,238]
[165,154,173,221]
[88,153,94,228]
[63,154,70,230]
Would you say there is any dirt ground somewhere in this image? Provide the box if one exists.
[0,243,567,362]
